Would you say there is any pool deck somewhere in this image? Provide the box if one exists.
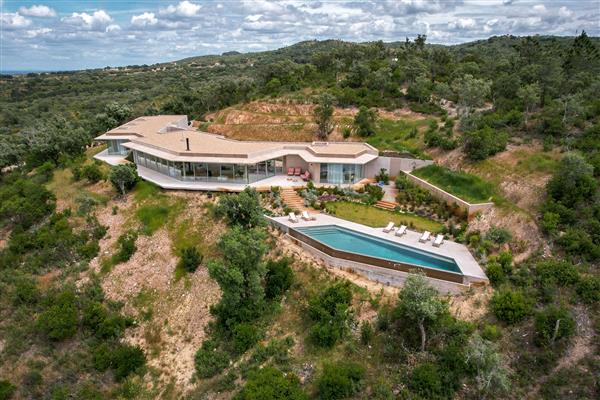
[268,213,488,285]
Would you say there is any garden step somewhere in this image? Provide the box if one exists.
[280,188,307,210]
[374,200,398,210]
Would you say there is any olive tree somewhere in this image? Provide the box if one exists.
[313,92,335,140]
[109,164,138,195]
[395,273,447,351]
[453,74,491,117]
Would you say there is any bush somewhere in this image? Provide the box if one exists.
[463,126,508,161]
[81,163,103,183]
[576,275,600,304]
[232,323,261,354]
[37,289,79,341]
[0,380,16,400]
[374,168,389,184]
[308,283,353,348]
[316,361,365,400]
[92,342,145,381]
[12,276,40,305]
[490,288,531,325]
[485,261,505,286]
[535,261,579,286]
[82,302,130,339]
[178,246,203,273]
[481,324,502,341]
[194,340,230,378]
[534,306,576,347]
[109,164,138,195]
[409,362,444,399]
[484,226,512,245]
[235,366,307,400]
[265,258,293,299]
[360,321,373,345]
[113,230,137,264]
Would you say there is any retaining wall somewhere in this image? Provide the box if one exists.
[403,172,494,217]
[365,156,433,179]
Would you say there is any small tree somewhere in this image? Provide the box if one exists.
[394,273,447,351]
[81,163,103,183]
[178,246,203,273]
[236,366,308,400]
[109,164,138,195]
[37,289,79,341]
[314,93,335,140]
[490,288,531,325]
[465,334,509,398]
[517,83,541,125]
[215,187,265,229]
[316,361,365,400]
[453,74,491,117]
[534,305,576,346]
[265,258,293,299]
[308,283,353,348]
[353,106,377,137]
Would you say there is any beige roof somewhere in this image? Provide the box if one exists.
[95,115,379,164]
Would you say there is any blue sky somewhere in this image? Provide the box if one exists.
[1,0,598,71]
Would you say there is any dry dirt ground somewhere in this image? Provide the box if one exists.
[203,100,428,143]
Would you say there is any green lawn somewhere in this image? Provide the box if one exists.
[325,201,443,233]
[412,164,496,204]
[366,118,434,158]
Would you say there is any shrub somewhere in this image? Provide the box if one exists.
[308,283,353,348]
[374,168,389,184]
[178,246,203,273]
[37,289,79,340]
[111,345,146,381]
[82,302,130,339]
[360,321,373,345]
[235,366,307,400]
[113,230,137,264]
[484,226,512,245]
[194,340,230,378]
[485,261,505,286]
[12,276,40,305]
[316,361,365,400]
[81,163,103,183]
[534,306,576,347]
[0,380,16,400]
[463,126,508,161]
[535,261,579,286]
[265,258,293,299]
[233,323,261,354]
[409,362,444,399]
[576,275,600,304]
[481,324,502,341]
[490,288,531,324]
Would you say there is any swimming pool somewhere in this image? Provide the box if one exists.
[294,225,461,274]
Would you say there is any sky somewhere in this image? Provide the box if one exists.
[1,0,598,71]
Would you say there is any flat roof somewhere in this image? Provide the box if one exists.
[95,115,379,164]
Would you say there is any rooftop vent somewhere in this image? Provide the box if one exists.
[312,141,329,146]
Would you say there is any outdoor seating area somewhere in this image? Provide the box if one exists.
[287,167,311,182]
[381,222,443,248]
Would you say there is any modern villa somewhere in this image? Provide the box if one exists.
[94,115,427,190]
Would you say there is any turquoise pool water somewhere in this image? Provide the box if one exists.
[295,225,461,274]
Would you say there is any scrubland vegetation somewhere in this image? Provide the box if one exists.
[1,33,599,399]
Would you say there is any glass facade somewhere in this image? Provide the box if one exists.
[107,139,129,155]
[133,150,283,184]
[319,163,363,185]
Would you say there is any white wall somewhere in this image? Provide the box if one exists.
[365,156,433,179]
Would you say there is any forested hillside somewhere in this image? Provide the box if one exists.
[1,34,599,399]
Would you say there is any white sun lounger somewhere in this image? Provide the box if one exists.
[433,234,444,247]
[288,212,299,223]
[301,211,316,221]
[395,225,407,236]
[383,222,395,233]
[419,231,431,243]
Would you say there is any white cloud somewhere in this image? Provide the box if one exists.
[131,12,158,27]
[106,24,122,33]
[1,12,32,29]
[160,1,202,17]
[62,10,113,31]
[558,6,573,19]
[18,4,56,18]
[25,27,52,38]
[448,17,477,29]
[532,4,547,13]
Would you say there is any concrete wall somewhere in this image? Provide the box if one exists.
[307,163,321,183]
[365,156,434,179]
[284,155,308,173]
[404,172,494,217]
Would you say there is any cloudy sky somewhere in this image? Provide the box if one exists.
[1,0,598,71]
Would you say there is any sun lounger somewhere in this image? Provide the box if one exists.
[287,167,294,176]
[301,211,316,221]
[383,222,395,233]
[433,234,444,247]
[288,212,298,223]
[419,231,431,243]
[395,225,407,236]
[301,171,311,181]
[294,167,301,176]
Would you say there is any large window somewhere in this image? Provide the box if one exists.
[133,151,282,184]
[320,163,363,185]
[107,139,129,155]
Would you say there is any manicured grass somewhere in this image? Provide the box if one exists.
[325,201,443,233]
[412,164,496,204]
[366,118,433,158]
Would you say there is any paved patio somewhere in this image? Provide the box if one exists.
[268,213,488,285]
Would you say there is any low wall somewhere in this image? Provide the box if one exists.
[365,156,433,179]
[403,172,494,217]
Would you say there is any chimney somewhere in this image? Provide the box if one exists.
[185,138,190,151]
